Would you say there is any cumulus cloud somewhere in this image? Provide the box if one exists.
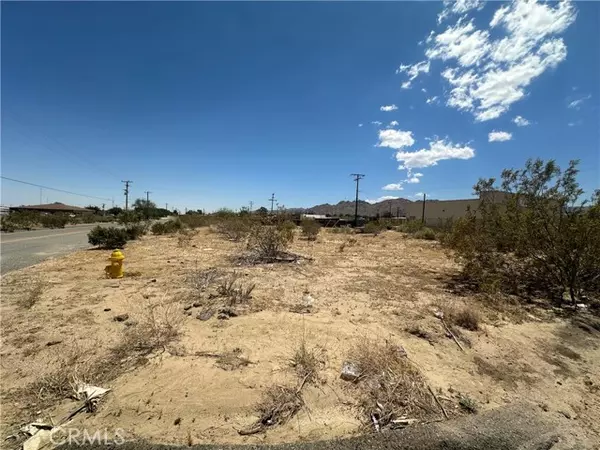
[395,139,475,169]
[426,96,439,104]
[437,0,484,24]
[377,129,415,150]
[380,104,398,112]
[397,60,430,89]
[488,131,513,142]
[423,0,577,121]
[512,115,530,126]
[389,120,400,127]
[371,121,382,126]
[366,196,399,204]
[568,94,591,109]
[382,183,404,191]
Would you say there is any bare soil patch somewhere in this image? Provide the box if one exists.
[1,229,599,448]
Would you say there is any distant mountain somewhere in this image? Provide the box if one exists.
[291,198,417,217]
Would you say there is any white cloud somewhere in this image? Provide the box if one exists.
[380,104,398,112]
[438,0,484,24]
[413,192,426,199]
[382,183,404,191]
[488,130,513,142]
[397,60,430,89]
[512,115,530,127]
[371,121,382,126]
[568,94,591,109]
[396,139,475,169]
[406,175,422,183]
[401,81,412,90]
[426,96,439,105]
[358,123,364,127]
[377,129,415,150]
[421,88,427,93]
[427,0,576,121]
[366,196,399,204]
[389,120,399,127]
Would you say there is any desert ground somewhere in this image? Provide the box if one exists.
[1,227,599,448]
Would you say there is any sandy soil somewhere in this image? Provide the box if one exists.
[1,228,599,448]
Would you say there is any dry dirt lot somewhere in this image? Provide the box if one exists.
[1,228,599,448]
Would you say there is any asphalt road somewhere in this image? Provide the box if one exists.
[0,224,111,274]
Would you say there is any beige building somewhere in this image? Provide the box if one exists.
[402,191,510,226]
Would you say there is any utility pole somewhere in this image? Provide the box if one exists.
[121,180,132,211]
[351,174,365,227]
[144,191,152,219]
[421,193,427,224]
[165,203,168,211]
[249,201,253,212]
[269,193,277,214]
[102,203,106,216]
[39,188,43,204]
[111,197,115,208]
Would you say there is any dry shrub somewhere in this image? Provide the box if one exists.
[405,324,432,341]
[217,272,255,306]
[301,219,321,241]
[459,394,478,414]
[20,280,44,308]
[442,304,481,331]
[215,216,253,241]
[254,386,303,429]
[177,229,193,247]
[186,267,226,292]
[290,342,324,383]
[246,225,292,262]
[122,295,184,353]
[348,340,437,428]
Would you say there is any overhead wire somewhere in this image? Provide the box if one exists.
[0,176,112,202]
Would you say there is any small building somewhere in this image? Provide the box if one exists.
[9,202,93,215]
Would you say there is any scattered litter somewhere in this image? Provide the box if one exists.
[390,418,418,429]
[576,304,588,310]
[371,413,380,432]
[302,293,315,307]
[340,361,360,382]
[20,422,52,436]
[113,314,129,322]
[434,310,464,352]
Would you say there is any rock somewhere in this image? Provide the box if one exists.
[124,320,138,327]
[183,305,193,311]
[217,313,229,320]
[184,310,192,316]
[113,314,129,322]
[46,340,62,347]
[197,310,215,321]
[340,361,360,382]
[218,308,238,318]
[103,308,111,312]
[192,301,202,308]
[558,410,571,419]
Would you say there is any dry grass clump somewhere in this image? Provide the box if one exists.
[186,267,226,292]
[217,272,255,306]
[290,342,325,383]
[20,280,45,308]
[240,386,304,435]
[244,225,295,263]
[214,216,253,241]
[459,394,478,414]
[405,324,433,341]
[347,340,437,428]
[121,295,184,353]
[177,229,194,247]
[442,304,481,331]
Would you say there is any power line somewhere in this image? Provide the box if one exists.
[1,176,112,202]
[351,173,365,227]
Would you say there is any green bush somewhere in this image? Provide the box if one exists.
[3,211,38,230]
[215,216,254,241]
[301,219,321,241]
[39,214,69,229]
[0,217,17,232]
[364,221,383,235]
[88,226,128,249]
[413,227,436,240]
[276,220,296,243]
[444,159,600,304]
[179,214,209,229]
[117,211,143,225]
[151,219,182,235]
[125,222,148,240]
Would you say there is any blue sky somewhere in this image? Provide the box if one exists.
[2,0,598,211]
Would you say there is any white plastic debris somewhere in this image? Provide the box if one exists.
[75,384,111,402]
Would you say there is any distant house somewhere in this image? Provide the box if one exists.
[9,202,93,215]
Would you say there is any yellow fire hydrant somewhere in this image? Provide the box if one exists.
[105,249,125,279]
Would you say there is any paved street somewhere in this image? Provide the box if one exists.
[0,224,109,274]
